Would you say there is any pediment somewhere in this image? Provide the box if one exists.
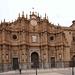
[9,22,21,29]
[70,24,75,28]
[70,20,75,28]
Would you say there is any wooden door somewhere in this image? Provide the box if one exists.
[31,52,39,68]
[13,58,19,70]
[51,57,55,68]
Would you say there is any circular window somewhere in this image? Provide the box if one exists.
[50,36,54,40]
[13,35,17,40]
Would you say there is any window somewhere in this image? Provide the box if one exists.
[13,35,17,40]
[50,36,54,41]
[25,54,27,59]
[2,54,4,60]
[22,54,24,60]
[6,54,8,60]
[44,54,46,59]
[73,37,75,41]
[32,36,37,42]
[69,32,71,34]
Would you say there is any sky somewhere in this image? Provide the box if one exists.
[0,0,75,27]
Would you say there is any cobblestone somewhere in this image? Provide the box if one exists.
[0,68,74,75]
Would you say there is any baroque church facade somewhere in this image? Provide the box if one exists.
[0,11,75,71]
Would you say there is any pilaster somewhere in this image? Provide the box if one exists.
[8,46,11,63]
[56,47,59,61]
[2,29,6,43]
[61,46,64,61]
[19,46,22,63]
[41,46,44,62]
[45,46,48,62]
[3,45,6,63]
[0,46,2,63]
[26,46,29,62]
[22,30,26,43]
[22,45,26,62]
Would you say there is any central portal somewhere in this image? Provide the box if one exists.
[31,52,39,68]
[13,58,19,70]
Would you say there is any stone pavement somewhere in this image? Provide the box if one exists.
[0,68,74,75]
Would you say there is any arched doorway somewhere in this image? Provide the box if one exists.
[73,55,75,61]
[72,55,75,67]
[31,52,39,68]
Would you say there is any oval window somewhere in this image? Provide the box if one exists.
[50,36,54,40]
[13,35,17,40]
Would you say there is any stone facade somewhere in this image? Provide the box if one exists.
[0,11,75,71]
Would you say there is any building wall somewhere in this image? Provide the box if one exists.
[0,12,75,71]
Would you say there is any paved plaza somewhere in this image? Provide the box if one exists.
[0,68,74,75]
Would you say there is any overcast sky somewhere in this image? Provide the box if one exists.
[0,0,75,27]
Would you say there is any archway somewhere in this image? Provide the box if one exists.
[31,52,39,68]
[73,55,75,61]
[13,58,19,70]
[72,55,75,67]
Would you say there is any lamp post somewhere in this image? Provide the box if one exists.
[72,58,74,75]
[35,57,37,75]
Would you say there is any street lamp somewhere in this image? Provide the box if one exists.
[35,57,37,75]
[72,58,74,75]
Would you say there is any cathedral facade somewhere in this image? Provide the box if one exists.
[0,11,75,71]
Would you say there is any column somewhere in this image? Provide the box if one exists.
[22,30,25,43]
[22,45,26,63]
[45,46,49,68]
[61,32,63,43]
[41,33,43,45]
[19,46,22,64]
[45,46,48,62]
[0,46,2,63]
[2,29,6,43]
[61,46,64,61]
[41,47,44,62]
[22,45,26,69]
[3,45,6,63]
[8,46,12,70]
[26,46,30,69]
[0,46,2,72]
[41,46,44,68]
[8,46,11,63]
[61,46,64,68]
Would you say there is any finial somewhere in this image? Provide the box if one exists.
[32,12,34,15]
[30,11,31,15]
[32,7,34,12]
[1,20,2,24]
[26,14,28,19]
[18,13,20,18]
[58,23,59,26]
[22,11,24,17]
[45,13,46,19]
[12,20,13,22]
[47,16,48,19]
[47,16,49,22]
[40,15,42,19]
[8,21,10,24]
[38,13,39,16]
[35,12,37,15]
[4,19,5,23]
